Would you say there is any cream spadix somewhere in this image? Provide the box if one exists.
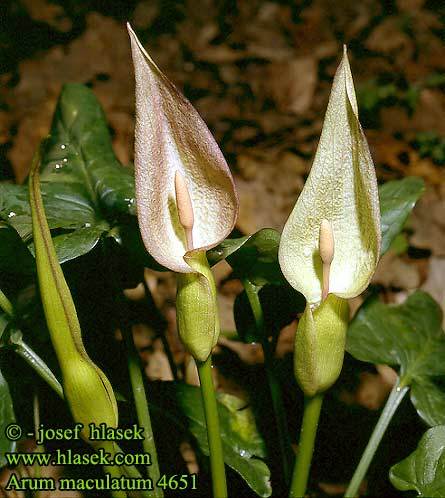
[175,170,195,251]
[127,24,238,273]
[319,219,334,301]
[279,48,381,305]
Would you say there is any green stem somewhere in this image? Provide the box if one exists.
[344,378,409,498]
[0,288,13,317]
[290,393,324,498]
[124,326,163,498]
[14,340,64,399]
[243,279,293,485]
[100,238,163,497]
[197,356,227,498]
[99,442,127,498]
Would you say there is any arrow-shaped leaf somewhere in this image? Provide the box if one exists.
[346,290,445,426]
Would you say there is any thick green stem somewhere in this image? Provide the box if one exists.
[243,279,293,485]
[124,327,163,497]
[197,356,227,498]
[98,442,127,498]
[290,393,324,498]
[344,378,409,498]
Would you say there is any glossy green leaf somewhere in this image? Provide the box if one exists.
[346,291,445,425]
[28,222,109,264]
[177,383,271,497]
[379,176,425,255]
[40,83,135,217]
[0,182,97,241]
[207,234,250,266]
[390,425,445,497]
[208,228,283,287]
[0,84,139,265]
[0,368,16,467]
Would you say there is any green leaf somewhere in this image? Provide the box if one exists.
[346,291,445,425]
[208,228,283,287]
[176,383,271,497]
[0,84,138,265]
[410,379,445,427]
[0,183,98,241]
[41,83,135,217]
[28,222,109,264]
[0,367,16,467]
[390,425,445,497]
[379,177,425,255]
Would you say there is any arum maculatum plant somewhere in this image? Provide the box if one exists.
[128,23,238,498]
[278,47,381,497]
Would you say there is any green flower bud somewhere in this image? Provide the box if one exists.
[176,250,219,362]
[29,148,118,440]
[63,358,118,437]
[295,295,349,396]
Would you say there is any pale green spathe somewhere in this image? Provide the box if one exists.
[295,295,349,396]
[278,48,381,304]
[176,250,219,362]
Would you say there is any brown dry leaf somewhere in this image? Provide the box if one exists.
[235,151,306,234]
[3,13,134,181]
[275,321,296,358]
[411,189,445,256]
[132,1,159,29]
[21,0,72,32]
[368,132,443,185]
[184,356,199,387]
[372,252,420,290]
[355,371,393,411]
[123,282,146,302]
[217,336,264,365]
[266,58,318,115]
[180,441,199,475]
[422,257,445,325]
[366,17,413,62]
[145,348,174,381]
